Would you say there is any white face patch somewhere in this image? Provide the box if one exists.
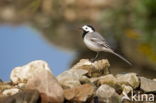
[82,25,94,32]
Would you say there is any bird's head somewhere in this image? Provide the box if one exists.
[80,25,95,33]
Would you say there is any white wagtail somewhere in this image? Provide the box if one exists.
[79,24,132,65]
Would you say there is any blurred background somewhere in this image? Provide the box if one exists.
[0,0,155,81]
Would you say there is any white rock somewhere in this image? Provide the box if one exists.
[97,74,117,86]
[121,85,133,101]
[2,88,20,96]
[122,84,133,94]
[116,73,139,89]
[79,76,90,84]
[89,77,99,83]
[57,69,88,88]
[95,84,120,103]
[71,59,110,77]
[140,77,156,92]
[17,83,26,88]
[26,67,64,103]
[10,60,51,84]
[96,85,115,98]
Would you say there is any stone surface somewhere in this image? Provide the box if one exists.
[116,73,139,89]
[96,84,115,98]
[10,60,51,84]
[121,84,133,101]
[95,84,121,103]
[79,76,90,84]
[121,84,133,94]
[90,77,99,83]
[72,59,110,77]
[140,77,156,92]
[57,69,88,88]
[2,88,20,96]
[97,74,117,87]
[26,66,64,103]
[64,84,95,102]
[16,83,26,88]
[0,89,39,103]
[0,82,12,93]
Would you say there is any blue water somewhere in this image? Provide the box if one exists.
[0,25,74,81]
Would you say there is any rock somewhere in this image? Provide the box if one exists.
[57,69,88,88]
[95,84,121,103]
[72,59,110,77]
[97,74,117,87]
[16,83,26,88]
[121,84,133,101]
[2,88,20,96]
[10,60,51,84]
[0,79,2,82]
[97,74,123,93]
[64,84,95,102]
[96,84,115,98]
[140,77,156,92]
[0,82,12,93]
[116,73,139,89]
[0,89,39,103]
[89,77,99,84]
[80,76,90,84]
[153,79,156,81]
[121,84,133,95]
[26,66,64,103]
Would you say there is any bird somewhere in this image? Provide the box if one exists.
[79,24,132,65]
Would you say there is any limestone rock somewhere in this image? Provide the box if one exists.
[72,59,110,77]
[140,77,156,92]
[116,73,139,89]
[121,84,133,95]
[2,88,20,96]
[80,76,90,84]
[96,84,115,98]
[97,74,117,87]
[26,66,64,103]
[64,84,95,102]
[10,60,51,84]
[16,83,25,88]
[122,84,133,94]
[95,84,121,103]
[0,89,39,103]
[121,84,133,101]
[57,69,88,88]
[89,77,99,84]
[0,82,12,93]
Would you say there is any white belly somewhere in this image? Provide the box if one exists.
[84,37,102,52]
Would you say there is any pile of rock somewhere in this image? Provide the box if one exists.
[0,60,64,103]
[0,59,156,103]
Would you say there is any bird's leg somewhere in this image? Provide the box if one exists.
[90,52,99,62]
[94,52,99,60]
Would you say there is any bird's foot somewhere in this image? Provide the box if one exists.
[90,58,96,63]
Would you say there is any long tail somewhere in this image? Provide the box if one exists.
[111,51,132,65]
